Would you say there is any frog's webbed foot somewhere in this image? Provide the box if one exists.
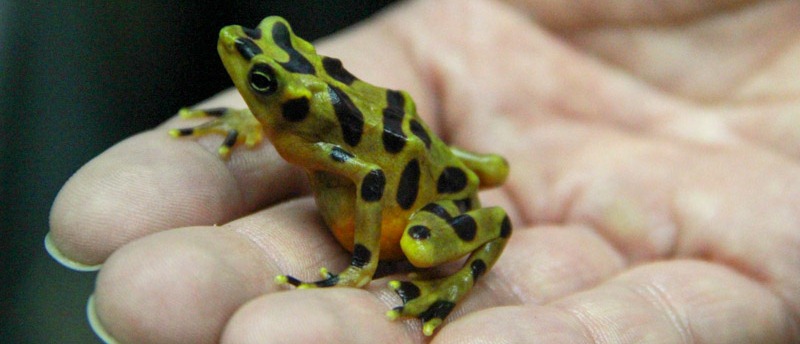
[386,278,461,336]
[169,107,262,158]
[275,266,374,289]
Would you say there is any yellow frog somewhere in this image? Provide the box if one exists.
[171,16,511,336]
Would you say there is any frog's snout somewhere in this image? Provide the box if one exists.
[217,25,241,55]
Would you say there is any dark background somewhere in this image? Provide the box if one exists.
[1,1,398,342]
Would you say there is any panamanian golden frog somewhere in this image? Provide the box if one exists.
[170,16,511,336]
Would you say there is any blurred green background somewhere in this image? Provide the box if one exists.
[1,1,398,342]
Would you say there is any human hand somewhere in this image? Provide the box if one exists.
[48,0,799,342]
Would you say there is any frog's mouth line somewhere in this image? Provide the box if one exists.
[217,25,248,76]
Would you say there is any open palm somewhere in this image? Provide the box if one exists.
[49,0,799,342]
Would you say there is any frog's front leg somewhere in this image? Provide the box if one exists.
[275,142,384,288]
[388,200,512,336]
[169,107,263,158]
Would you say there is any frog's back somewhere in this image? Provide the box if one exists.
[308,79,481,260]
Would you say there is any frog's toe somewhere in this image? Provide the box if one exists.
[178,107,229,119]
[388,280,422,304]
[274,274,304,287]
[168,127,194,138]
[274,268,340,289]
[274,274,319,289]
[387,280,457,336]
[170,108,262,158]
[386,307,443,336]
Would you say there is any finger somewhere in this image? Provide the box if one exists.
[437,261,798,343]
[428,225,628,334]
[492,225,626,303]
[220,289,412,344]
[93,225,270,344]
[48,90,307,267]
[92,198,334,343]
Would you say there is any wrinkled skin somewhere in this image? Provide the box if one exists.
[49,0,800,342]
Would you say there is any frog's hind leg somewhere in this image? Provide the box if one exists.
[388,200,512,336]
[169,107,263,158]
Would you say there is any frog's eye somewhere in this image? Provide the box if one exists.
[248,64,278,95]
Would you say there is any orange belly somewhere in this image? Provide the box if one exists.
[328,213,408,261]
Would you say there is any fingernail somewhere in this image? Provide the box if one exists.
[44,233,101,272]
[87,295,120,344]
